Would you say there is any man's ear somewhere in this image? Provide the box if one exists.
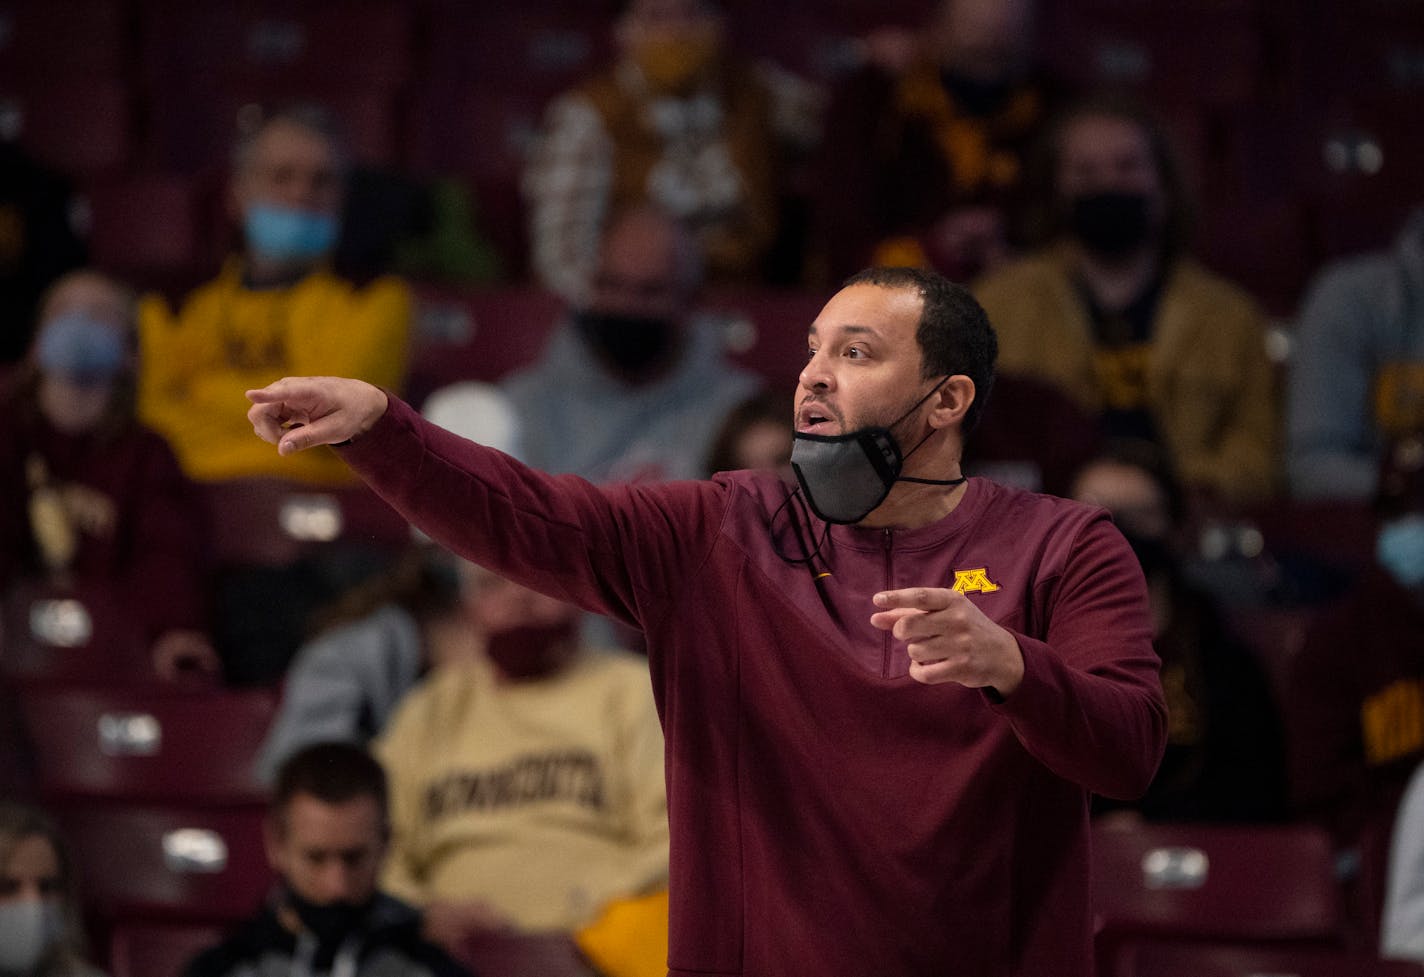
[929,375,976,429]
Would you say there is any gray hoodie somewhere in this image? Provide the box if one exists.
[1288,208,1424,500]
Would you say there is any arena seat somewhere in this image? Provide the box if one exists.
[1113,940,1424,977]
[54,803,271,923]
[87,172,215,287]
[199,477,409,570]
[109,920,228,977]
[138,0,411,92]
[20,685,276,805]
[456,931,600,977]
[0,0,129,85]
[0,580,153,687]
[407,285,563,402]
[1092,821,1344,976]
[0,78,131,178]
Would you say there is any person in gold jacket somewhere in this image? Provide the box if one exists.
[973,96,1278,510]
[138,104,411,487]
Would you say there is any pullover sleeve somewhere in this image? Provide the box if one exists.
[340,396,723,631]
[992,515,1168,800]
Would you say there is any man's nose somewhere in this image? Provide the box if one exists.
[799,352,833,393]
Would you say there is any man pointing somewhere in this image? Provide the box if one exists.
[249,266,1166,977]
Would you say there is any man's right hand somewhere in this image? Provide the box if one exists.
[246,377,389,456]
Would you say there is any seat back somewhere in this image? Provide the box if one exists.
[109,920,229,977]
[1092,821,1344,972]
[1115,940,1424,977]
[57,804,272,923]
[20,685,275,804]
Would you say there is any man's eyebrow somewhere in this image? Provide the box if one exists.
[807,323,879,338]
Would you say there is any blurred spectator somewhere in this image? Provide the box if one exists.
[0,802,104,977]
[1071,440,1287,823]
[0,271,218,681]
[1287,434,1424,944]
[254,544,473,784]
[254,377,524,779]
[377,562,667,971]
[0,142,86,364]
[1287,206,1424,503]
[137,103,412,487]
[704,389,792,479]
[1383,757,1424,961]
[816,0,1057,283]
[522,0,821,299]
[974,95,1278,512]
[183,743,469,977]
[962,372,1101,496]
[502,205,759,483]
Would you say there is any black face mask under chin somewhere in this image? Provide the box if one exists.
[790,377,965,525]
[572,310,678,378]
[286,886,372,946]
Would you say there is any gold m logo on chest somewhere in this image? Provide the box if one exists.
[951,568,1000,594]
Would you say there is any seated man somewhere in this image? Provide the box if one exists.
[138,102,411,487]
[500,205,759,484]
[184,742,470,977]
[376,563,669,972]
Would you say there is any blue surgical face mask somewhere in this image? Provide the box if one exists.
[1377,515,1424,589]
[244,202,338,264]
[0,899,64,973]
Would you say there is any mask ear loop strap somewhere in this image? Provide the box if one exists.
[771,485,832,573]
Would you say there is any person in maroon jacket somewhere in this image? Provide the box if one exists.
[245,266,1167,977]
[0,271,218,682]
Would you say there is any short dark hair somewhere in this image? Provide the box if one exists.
[232,101,350,177]
[840,266,998,432]
[272,742,388,831]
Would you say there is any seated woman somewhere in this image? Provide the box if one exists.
[0,271,217,682]
[0,802,105,977]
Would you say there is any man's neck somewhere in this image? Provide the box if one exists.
[858,443,969,529]
[1072,242,1161,314]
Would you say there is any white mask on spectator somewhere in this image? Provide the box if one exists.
[0,899,63,973]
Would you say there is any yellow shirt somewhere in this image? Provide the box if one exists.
[137,261,411,485]
[377,650,669,933]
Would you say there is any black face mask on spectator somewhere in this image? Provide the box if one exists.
[940,68,1015,117]
[573,311,678,378]
[1067,191,1153,258]
[286,886,372,946]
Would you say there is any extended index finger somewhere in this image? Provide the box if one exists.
[872,587,957,611]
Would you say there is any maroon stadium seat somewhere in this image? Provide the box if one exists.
[55,803,272,923]
[1092,821,1344,976]
[1114,940,1424,977]
[20,685,276,805]
[109,920,228,977]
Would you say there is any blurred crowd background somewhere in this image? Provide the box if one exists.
[4,0,1424,975]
